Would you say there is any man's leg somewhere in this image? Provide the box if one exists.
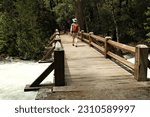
[72,33,75,46]
[72,37,74,46]
[75,37,78,47]
[75,33,78,47]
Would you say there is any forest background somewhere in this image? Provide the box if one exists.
[0,0,150,60]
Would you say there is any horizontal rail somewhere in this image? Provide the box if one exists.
[108,40,135,54]
[91,42,105,54]
[107,51,134,70]
[83,33,89,37]
[40,47,55,61]
[91,35,105,43]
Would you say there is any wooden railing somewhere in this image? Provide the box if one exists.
[78,31,149,81]
[24,30,65,91]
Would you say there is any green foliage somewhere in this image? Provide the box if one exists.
[53,0,74,31]
[0,0,149,59]
[145,7,150,42]
[0,0,56,59]
[78,0,149,43]
[0,0,18,55]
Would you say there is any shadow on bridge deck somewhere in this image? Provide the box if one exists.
[36,34,150,100]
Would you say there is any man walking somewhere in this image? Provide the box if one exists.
[70,18,79,47]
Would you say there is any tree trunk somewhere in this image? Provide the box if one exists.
[111,1,120,42]
[75,0,84,30]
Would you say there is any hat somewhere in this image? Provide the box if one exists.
[72,18,77,23]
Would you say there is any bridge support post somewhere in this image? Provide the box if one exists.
[89,32,93,46]
[81,30,84,41]
[104,36,112,58]
[54,47,65,86]
[135,44,149,81]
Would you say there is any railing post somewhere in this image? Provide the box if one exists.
[134,44,149,81]
[55,29,60,36]
[54,42,65,86]
[89,32,93,46]
[104,36,112,58]
[81,30,84,41]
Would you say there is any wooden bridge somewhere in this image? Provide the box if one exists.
[25,31,150,100]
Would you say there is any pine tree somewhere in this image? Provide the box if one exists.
[145,7,150,41]
[0,0,18,55]
[53,0,74,32]
[1,0,56,59]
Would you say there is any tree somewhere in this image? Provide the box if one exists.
[145,7,150,42]
[53,0,74,32]
[0,0,56,59]
[74,0,84,30]
[0,0,18,55]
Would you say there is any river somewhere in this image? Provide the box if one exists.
[0,60,54,100]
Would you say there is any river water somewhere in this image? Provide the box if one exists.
[0,60,54,100]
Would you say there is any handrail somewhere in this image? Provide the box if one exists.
[107,51,134,70]
[79,31,149,81]
[91,35,105,43]
[107,40,135,54]
[40,31,63,62]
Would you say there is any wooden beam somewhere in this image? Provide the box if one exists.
[24,84,54,91]
[91,42,105,54]
[83,33,89,39]
[108,40,135,54]
[91,35,105,43]
[54,48,65,86]
[40,47,55,61]
[30,62,54,87]
[134,45,149,81]
[82,37,89,44]
[148,59,150,69]
[107,51,134,70]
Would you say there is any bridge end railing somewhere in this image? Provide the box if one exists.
[24,29,65,92]
[78,31,149,81]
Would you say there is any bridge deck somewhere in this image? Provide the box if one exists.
[36,35,150,100]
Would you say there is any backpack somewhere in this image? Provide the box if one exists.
[72,23,79,33]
